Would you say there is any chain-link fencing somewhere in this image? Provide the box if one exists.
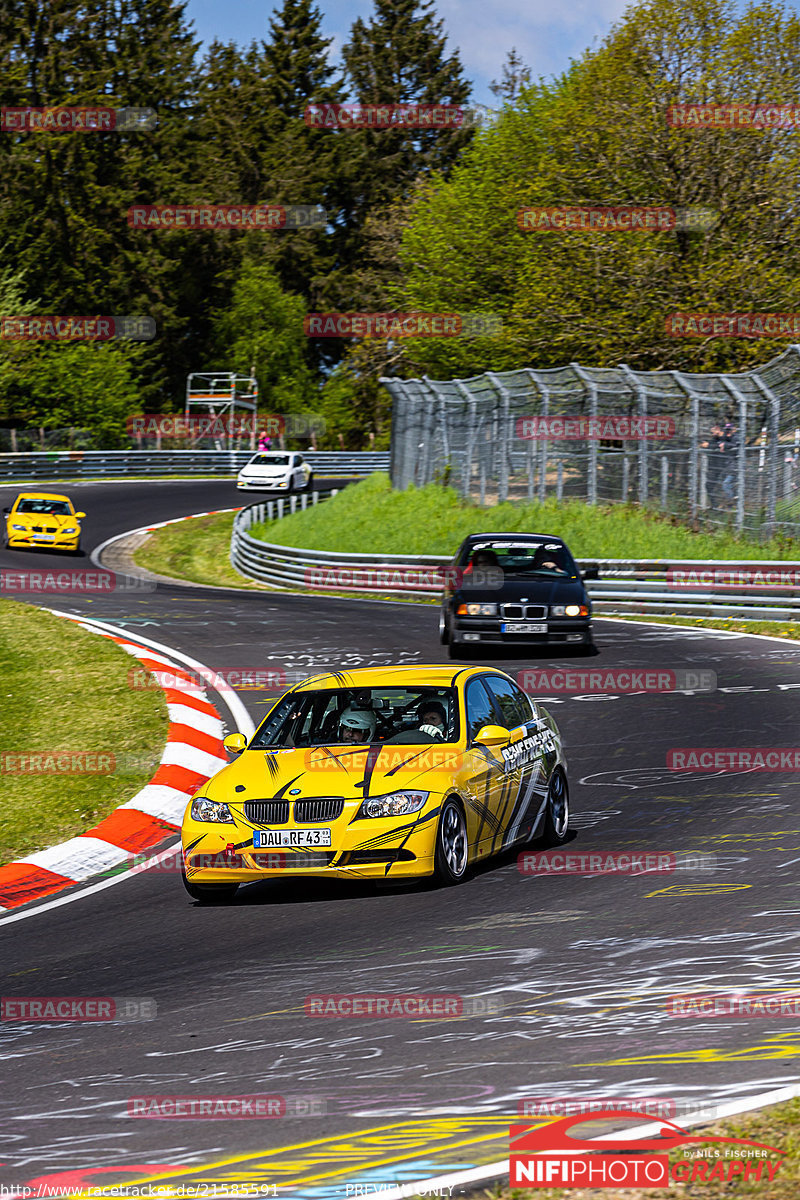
[382,346,800,537]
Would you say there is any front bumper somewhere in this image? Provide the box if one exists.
[182,807,438,882]
[7,532,79,550]
[451,617,593,645]
[236,478,290,491]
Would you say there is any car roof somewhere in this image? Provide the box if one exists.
[290,665,513,691]
[464,532,564,543]
[14,491,71,502]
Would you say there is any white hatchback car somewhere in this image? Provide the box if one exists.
[236,452,314,493]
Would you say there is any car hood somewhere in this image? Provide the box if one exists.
[205,743,466,803]
[239,467,288,476]
[457,576,588,604]
[10,511,75,527]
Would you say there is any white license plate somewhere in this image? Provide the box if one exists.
[501,622,547,634]
[253,828,332,848]
[33,535,55,542]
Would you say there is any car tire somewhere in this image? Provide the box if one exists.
[540,768,570,847]
[433,797,469,885]
[182,872,239,904]
[447,640,465,659]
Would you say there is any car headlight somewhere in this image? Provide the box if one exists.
[11,523,25,530]
[62,527,77,534]
[551,604,588,617]
[191,797,235,823]
[359,791,429,818]
[456,603,498,616]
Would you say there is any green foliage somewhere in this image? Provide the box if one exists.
[250,471,800,559]
[212,259,315,415]
[398,0,800,376]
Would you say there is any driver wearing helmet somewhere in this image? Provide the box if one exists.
[418,700,447,741]
[337,706,377,744]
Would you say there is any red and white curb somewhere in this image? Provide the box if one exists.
[0,614,243,912]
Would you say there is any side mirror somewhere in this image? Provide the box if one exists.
[582,565,599,580]
[474,723,511,748]
[223,733,247,754]
[2,507,9,514]
[74,511,86,519]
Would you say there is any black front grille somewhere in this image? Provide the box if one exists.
[31,525,57,533]
[244,800,290,825]
[294,798,344,823]
[501,603,547,620]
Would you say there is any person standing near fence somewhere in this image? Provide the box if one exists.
[701,422,726,507]
[721,420,742,506]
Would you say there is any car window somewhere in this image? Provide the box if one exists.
[251,454,290,466]
[484,676,533,729]
[15,499,72,515]
[251,686,459,747]
[465,678,498,743]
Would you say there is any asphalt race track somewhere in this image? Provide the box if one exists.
[3,479,800,1196]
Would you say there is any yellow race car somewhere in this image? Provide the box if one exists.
[3,491,85,553]
[181,665,569,902]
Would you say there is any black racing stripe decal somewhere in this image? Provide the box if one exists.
[352,807,440,850]
[357,744,384,798]
[272,773,305,800]
[184,835,205,853]
[263,753,280,778]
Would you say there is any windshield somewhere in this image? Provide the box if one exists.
[16,499,72,515]
[251,686,460,748]
[461,541,575,577]
[250,454,290,466]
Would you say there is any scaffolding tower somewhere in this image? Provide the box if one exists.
[185,370,259,450]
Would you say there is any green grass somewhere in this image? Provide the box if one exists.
[135,513,272,589]
[0,599,169,866]
[249,473,800,560]
[492,1097,800,1199]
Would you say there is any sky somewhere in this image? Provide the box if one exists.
[184,0,632,106]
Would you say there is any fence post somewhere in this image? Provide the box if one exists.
[570,364,597,504]
[556,460,564,500]
[752,375,781,535]
[487,372,511,503]
[621,364,648,505]
[661,456,668,508]
[456,380,477,499]
[528,371,549,505]
[720,377,751,533]
[622,457,630,501]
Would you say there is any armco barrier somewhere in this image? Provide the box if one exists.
[0,450,389,481]
[231,504,800,617]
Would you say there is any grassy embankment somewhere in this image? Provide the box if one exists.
[135,473,800,639]
[0,600,169,866]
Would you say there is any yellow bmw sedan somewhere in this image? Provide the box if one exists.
[3,491,85,553]
[181,665,569,903]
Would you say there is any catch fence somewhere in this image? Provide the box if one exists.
[382,347,800,536]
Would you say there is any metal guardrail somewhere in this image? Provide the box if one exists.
[231,503,800,617]
[0,450,390,481]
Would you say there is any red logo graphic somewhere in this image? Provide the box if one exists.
[510,1113,784,1188]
